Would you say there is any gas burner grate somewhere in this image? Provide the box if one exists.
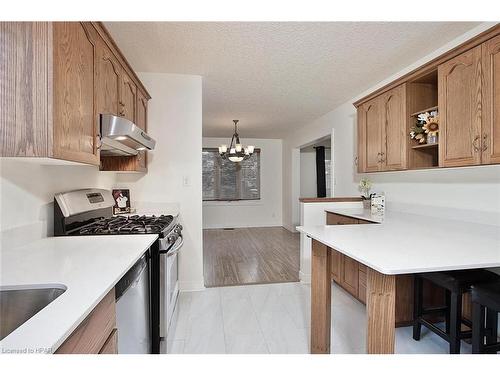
[77,215,174,235]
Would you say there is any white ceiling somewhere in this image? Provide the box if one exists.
[104,22,479,139]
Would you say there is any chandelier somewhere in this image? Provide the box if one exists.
[218,120,255,163]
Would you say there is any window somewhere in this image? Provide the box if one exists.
[202,148,260,201]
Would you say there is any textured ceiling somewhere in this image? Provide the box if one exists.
[104,22,479,138]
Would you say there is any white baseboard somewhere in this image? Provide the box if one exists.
[283,223,298,233]
[299,270,311,284]
[203,223,283,230]
[179,279,205,292]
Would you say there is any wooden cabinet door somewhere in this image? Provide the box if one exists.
[56,289,116,354]
[331,249,343,284]
[357,105,366,173]
[381,84,407,170]
[326,212,358,225]
[359,98,383,172]
[95,37,120,118]
[358,265,367,304]
[52,22,99,166]
[135,90,148,171]
[99,329,118,354]
[120,69,137,122]
[438,46,482,167]
[481,34,500,165]
[341,256,359,296]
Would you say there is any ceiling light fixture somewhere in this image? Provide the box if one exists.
[218,120,255,163]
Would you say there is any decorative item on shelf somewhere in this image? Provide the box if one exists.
[358,177,374,209]
[112,189,131,214]
[218,120,255,163]
[410,110,439,145]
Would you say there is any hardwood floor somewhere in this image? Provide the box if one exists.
[203,227,300,287]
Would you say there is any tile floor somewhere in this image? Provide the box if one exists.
[163,281,473,354]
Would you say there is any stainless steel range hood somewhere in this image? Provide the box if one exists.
[100,114,156,156]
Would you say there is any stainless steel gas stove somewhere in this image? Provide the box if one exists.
[53,188,182,354]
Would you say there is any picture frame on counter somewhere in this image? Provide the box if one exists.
[112,189,131,214]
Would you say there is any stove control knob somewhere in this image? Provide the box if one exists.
[174,227,182,235]
[176,224,183,231]
[168,235,177,244]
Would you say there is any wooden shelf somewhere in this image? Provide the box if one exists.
[412,143,439,150]
[410,106,438,117]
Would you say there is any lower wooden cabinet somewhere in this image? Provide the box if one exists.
[358,264,367,304]
[326,212,359,225]
[99,329,118,354]
[55,289,117,354]
[330,249,343,284]
[341,256,359,296]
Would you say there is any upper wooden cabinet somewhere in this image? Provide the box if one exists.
[381,85,407,170]
[438,46,482,167]
[136,90,148,171]
[52,22,100,166]
[357,84,407,172]
[120,69,137,123]
[482,34,500,165]
[0,22,151,171]
[96,37,121,118]
[355,25,500,172]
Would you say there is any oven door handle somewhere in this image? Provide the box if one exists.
[159,236,184,256]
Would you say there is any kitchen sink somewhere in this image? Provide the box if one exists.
[0,285,67,340]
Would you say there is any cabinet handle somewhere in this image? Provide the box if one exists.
[354,156,358,166]
[482,134,488,152]
[119,101,125,106]
[119,110,125,116]
[472,135,480,152]
[380,152,385,163]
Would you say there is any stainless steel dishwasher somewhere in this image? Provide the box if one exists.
[115,253,151,354]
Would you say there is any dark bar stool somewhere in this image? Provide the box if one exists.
[471,280,500,354]
[413,269,499,354]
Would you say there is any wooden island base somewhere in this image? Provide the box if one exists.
[311,239,397,354]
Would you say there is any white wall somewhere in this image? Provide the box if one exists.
[300,150,316,198]
[283,22,500,231]
[202,137,282,229]
[115,73,204,291]
[0,160,116,248]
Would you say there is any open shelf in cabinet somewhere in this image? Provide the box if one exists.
[412,143,438,150]
[407,68,439,169]
[410,106,439,117]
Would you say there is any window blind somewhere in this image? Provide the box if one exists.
[202,148,261,201]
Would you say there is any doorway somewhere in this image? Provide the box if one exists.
[299,136,332,199]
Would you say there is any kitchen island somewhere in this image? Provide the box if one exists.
[297,209,500,354]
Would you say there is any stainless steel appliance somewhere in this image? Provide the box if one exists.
[100,114,156,156]
[160,229,182,338]
[115,254,151,354]
[53,188,182,354]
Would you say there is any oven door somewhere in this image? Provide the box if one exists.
[159,235,182,339]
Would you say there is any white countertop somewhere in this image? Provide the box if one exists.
[0,234,158,354]
[297,208,500,275]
